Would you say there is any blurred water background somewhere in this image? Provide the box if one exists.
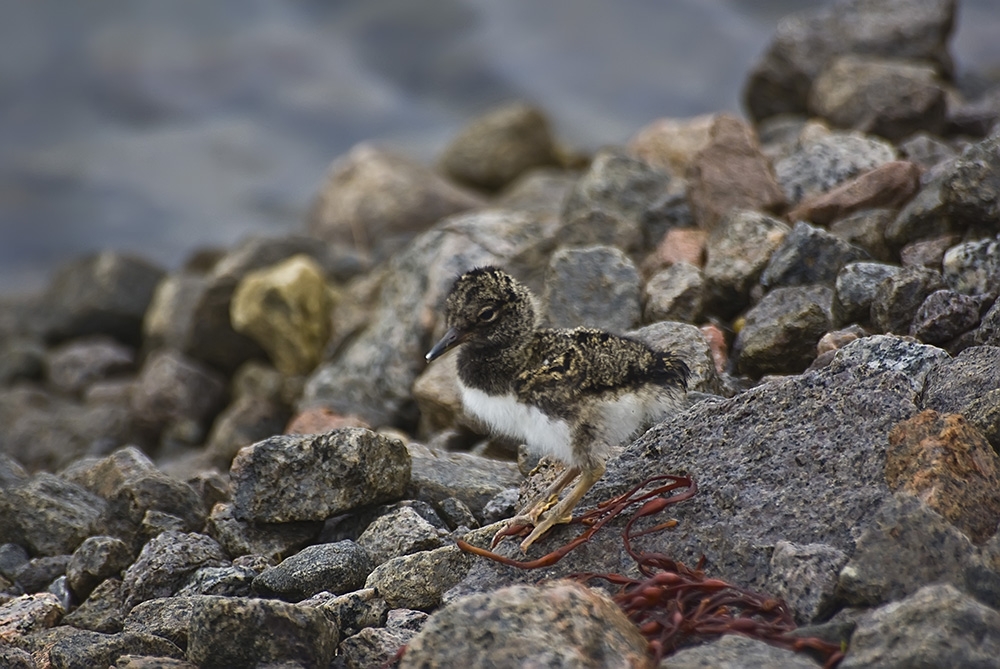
[2,0,998,297]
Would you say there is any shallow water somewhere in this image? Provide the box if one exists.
[1,0,997,296]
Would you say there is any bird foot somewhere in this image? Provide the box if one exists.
[490,494,559,548]
[518,508,572,553]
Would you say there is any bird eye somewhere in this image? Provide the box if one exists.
[478,307,497,322]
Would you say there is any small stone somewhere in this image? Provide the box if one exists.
[62,578,125,634]
[899,234,959,269]
[129,348,226,439]
[885,172,952,249]
[307,587,389,638]
[400,580,649,668]
[205,394,292,469]
[898,131,958,172]
[941,133,1000,227]
[231,428,411,524]
[365,545,473,611]
[115,656,199,669]
[828,209,895,262]
[435,497,479,531]
[816,324,867,357]
[47,630,184,669]
[686,114,785,232]
[922,345,1000,415]
[627,113,716,176]
[760,220,868,289]
[407,445,521,520]
[647,227,707,271]
[787,160,921,225]
[667,633,820,669]
[870,266,945,334]
[121,532,227,612]
[205,503,320,562]
[774,132,896,206]
[942,236,1000,299]
[337,625,413,669]
[909,289,984,344]
[642,262,704,324]
[283,408,369,436]
[735,285,833,377]
[357,507,446,567]
[630,321,724,396]
[833,262,902,326]
[886,410,1000,544]
[187,596,338,668]
[13,555,70,594]
[963,389,1000,454]
[3,473,105,557]
[768,541,847,624]
[176,565,256,597]
[67,536,133,599]
[252,542,374,602]
[123,596,200,651]
[411,347,464,437]
[45,337,135,396]
[542,246,641,332]
[0,593,65,641]
[439,102,559,191]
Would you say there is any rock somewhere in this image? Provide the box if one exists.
[0,646,35,669]
[252,542,373,602]
[494,168,577,216]
[129,348,227,441]
[884,170,953,249]
[400,580,649,668]
[303,587,388,637]
[115,656,198,669]
[356,506,446,567]
[702,210,791,319]
[808,56,946,140]
[646,227,707,272]
[666,633,820,669]
[837,493,976,607]
[0,593,64,640]
[67,536,133,600]
[45,337,135,396]
[774,131,896,206]
[542,245,641,331]
[941,133,1000,229]
[175,564,256,597]
[365,545,473,611]
[308,143,483,261]
[230,428,410,523]
[302,208,564,427]
[972,300,1000,348]
[899,234,958,269]
[630,321,724,396]
[229,255,333,376]
[921,345,1000,414]
[13,555,70,594]
[205,503,320,562]
[411,347,464,437]
[439,102,559,191]
[761,221,868,289]
[627,113,715,176]
[47,630,184,669]
[840,584,1000,668]
[204,394,291,469]
[0,543,30,580]
[435,497,479,531]
[898,131,958,172]
[186,596,338,669]
[743,0,956,121]
[560,148,675,253]
[870,266,945,334]
[62,578,125,633]
[0,337,45,386]
[1,473,105,556]
[123,596,201,651]
[788,161,921,226]
[336,608,425,669]
[40,251,165,346]
[407,444,522,520]
[121,532,227,612]
[942,236,1000,299]
[909,289,984,344]
[768,541,847,624]
[642,263,704,324]
[686,114,786,232]
[815,325,868,359]
[833,262,902,327]
[886,410,1000,544]
[963,389,1000,454]
[734,285,833,377]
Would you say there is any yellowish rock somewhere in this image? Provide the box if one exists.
[231,255,333,375]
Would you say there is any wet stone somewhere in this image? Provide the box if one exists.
[252,541,374,602]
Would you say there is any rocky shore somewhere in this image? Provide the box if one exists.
[3,0,1000,667]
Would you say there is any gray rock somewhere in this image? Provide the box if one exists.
[115,656,198,669]
[666,633,820,669]
[0,337,45,386]
[828,209,895,263]
[366,545,473,611]
[176,565,256,597]
[63,578,125,634]
[898,132,958,173]
[480,488,520,525]
[735,285,833,377]
[899,233,958,270]
[14,555,70,594]
[769,541,848,624]
[762,221,869,289]
[870,266,945,334]
[972,298,1000,347]
[833,262,902,326]
[302,207,564,426]
[943,236,1000,299]
[909,289,985,344]
[187,595,338,669]
[941,133,1000,228]
[357,506,446,567]
[205,502,320,562]
[0,645,36,669]
[400,580,649,668]
[435,497,479,531]
[121,531,227,611]
[773,132,896,205]
[703,210,791,319]
[303,587,388,638]
[407,445,521,521]
[123,596,201,651]
[1,473,105,556]
[921,345,1000,414]
[204,394,291,469]
[129,348,227,440]
[231,428,410,524]
[808,55,946,140]
[337,611,420,669]
[439,102,559,192]
[743,0,955,121]
[885,169,952,248]
[630,321,724,396]
[837,493,975,607]
[40,251,165,346]
[828,334,949,393]
[495,168,577,217]
[45,337,135,396]
[0,543,30,580]
[67,536,133,599]
[560,148,672,253]
[47,630,184,669]
[840,584,1000,669]
[252,541,374,602]
[963,389,1000,453]
[542,245,641,332]
[643,263,705,324]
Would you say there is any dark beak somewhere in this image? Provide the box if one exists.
[425,327,464,363]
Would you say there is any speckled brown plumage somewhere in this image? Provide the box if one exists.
[426,265,689,550]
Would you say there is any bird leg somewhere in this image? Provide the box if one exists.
[492,465,580,548]
[518,460,606,553]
